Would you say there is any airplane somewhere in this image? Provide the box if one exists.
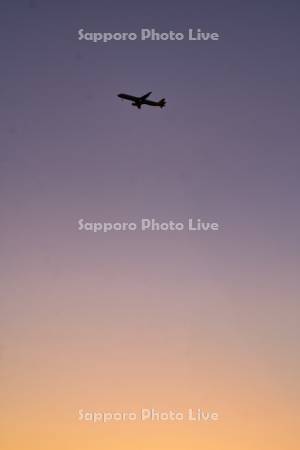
[117,91,166,109]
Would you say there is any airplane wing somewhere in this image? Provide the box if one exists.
[140,91,152,101]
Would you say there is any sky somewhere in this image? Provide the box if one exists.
[1,1,300,449]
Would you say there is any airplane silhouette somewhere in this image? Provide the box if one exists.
[118,92,166,109]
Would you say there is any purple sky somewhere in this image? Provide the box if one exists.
[1,2,300,449]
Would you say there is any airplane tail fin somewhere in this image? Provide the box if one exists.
[159,98,166,108]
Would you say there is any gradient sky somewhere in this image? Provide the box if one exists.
[1,1,300,449]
